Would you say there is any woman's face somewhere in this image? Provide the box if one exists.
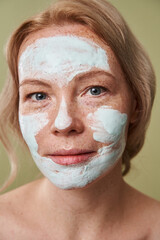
[18,24,135,189]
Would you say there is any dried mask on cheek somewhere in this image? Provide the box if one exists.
[19,106,127,190]
[87,106,127,157]
[19,113,49,155]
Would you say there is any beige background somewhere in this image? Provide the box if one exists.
[0,0,159,199]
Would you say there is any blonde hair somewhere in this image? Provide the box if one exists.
[0,0,156,192]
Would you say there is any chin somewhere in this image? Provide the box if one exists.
[47,158,121,191]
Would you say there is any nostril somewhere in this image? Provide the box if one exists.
[54,129,78,136]
[54,130,60,135]
[69,129,78,135]
[70,129,77,133]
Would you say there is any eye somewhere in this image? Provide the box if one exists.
[88,86,107,96]
[29,92,47,101]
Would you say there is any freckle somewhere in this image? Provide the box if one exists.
[54,170,59,173]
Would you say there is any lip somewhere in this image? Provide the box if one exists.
[47,149,96,165]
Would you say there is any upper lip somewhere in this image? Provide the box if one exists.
[48,149,95,156]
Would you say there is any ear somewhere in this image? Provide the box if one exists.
[130,98,138,124]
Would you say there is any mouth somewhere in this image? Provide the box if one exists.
[47,149,96,165]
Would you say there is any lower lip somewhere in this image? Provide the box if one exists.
[48,152,96,165]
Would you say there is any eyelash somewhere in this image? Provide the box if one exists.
[25,86,108,102]
[26,92,48,101]
[85,86,108,96]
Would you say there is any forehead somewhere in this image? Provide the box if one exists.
[19,24,118,63]
[18,23,124,83]
[19,24,108,54]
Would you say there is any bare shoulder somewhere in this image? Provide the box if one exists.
[124,182,160,239]
[0,178,44,239]
[139,192,160,239]
[0,178,43,211]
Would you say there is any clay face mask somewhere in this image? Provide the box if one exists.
[18,35,110,86]
[19,107,127,189]
[54,96,72,130]
[19,35,128,189]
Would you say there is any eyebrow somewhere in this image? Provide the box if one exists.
[19,70,116,88]
[19,79,51,88]
[75,70,116,82]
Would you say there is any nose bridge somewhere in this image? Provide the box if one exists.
[54,96,73,131]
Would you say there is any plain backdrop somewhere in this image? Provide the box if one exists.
[0,0,160,200]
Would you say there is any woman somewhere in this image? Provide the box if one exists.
[0,0,160,238]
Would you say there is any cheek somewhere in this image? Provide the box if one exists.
[18,112,49,153]
[87,106,128,146]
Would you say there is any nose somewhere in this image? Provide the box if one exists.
[50,96,84,136]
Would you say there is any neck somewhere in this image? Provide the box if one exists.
[39,161,126,239]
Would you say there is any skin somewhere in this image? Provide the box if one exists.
[18,33,129,190]
[0,23,160,240]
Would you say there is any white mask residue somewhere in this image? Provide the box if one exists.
[54,96,72,130]
[18,35,110,87]
[87,106,127,165]
[19,107,127,190]
[19,112,49,155]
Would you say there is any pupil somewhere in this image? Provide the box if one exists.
[91,87,101,95]
[36,93,46,100]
